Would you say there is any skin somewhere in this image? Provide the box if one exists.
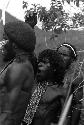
[37,59,66,101]
[37,58,52,82]
[0,58,35,125]
[57,45,83,125]
[37,60,66,101]
[32,58,66,125]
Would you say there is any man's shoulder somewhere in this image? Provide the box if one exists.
[4,61,34,87]
[7,62,26,79]
[8,60,33,76]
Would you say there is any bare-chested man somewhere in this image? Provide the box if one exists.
[0,21,37,125]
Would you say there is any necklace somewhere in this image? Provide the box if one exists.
[22,82,48,125]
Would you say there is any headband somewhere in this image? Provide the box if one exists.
[60,43,77,57]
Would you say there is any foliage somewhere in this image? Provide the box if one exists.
[38,0,69,32]
[22,1,38,28]
[23,1,28,9]
[22,0,84,38]
[22,0,69,31]
[23,1,39,19]
[37,0,71,40]
[66,0,79,6]
[72,13,84,28]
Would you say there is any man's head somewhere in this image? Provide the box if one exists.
[37,49,66,85]
[57,43,77,70]
[3,21,36,62]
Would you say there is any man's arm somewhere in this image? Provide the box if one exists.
[0,61,35,125]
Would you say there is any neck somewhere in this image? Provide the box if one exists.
[39,80,57,87]
[15,49,26,55]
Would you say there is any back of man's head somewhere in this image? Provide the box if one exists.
[4,21,36,53]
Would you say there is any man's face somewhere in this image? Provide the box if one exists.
[37,58,53,82]
[57,46,71,68]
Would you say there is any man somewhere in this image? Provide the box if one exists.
[30,49,67,125]
[0,21,37,125]
[57,43,84,125]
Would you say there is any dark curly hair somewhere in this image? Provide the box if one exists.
[4,21,36,53]
[38,49,66,85]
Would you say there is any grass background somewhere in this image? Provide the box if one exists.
[34,26,84,60]
[34,26,84,77]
